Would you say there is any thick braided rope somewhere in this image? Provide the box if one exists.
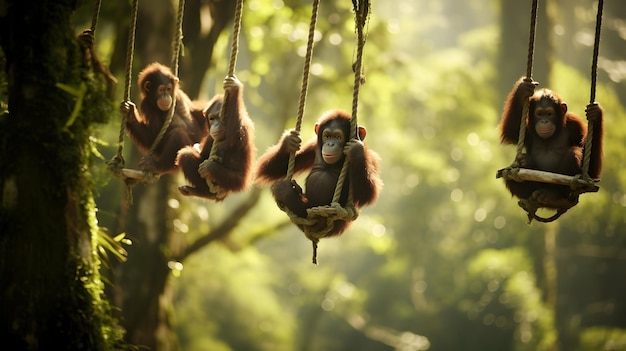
[582,0,603,177]
[286,0,320,180]
[171,0,185,73]
[227,0,243,78]
[205,0,244,196]
[332,0,369,205]
[208,0,243,162]
[147,0,186,157]
[514,0,538,161]
[104,0,139,201]
[108,0,138,168]
[123,0,138,107]
[90,0,102,34]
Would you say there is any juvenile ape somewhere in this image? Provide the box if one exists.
[176,77,255,200]
[121,62,208,174]
[255,110,382,236]
[499,78,604,209]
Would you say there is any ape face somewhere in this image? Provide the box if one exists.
[533,99,558,139]
[531,95,567,140]
[155,83,173,111]
[141,71,177,112]
[316,119,348,165]
[204,101,224,141]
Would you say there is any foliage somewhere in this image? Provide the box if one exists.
[578,327,626,351]
[173,246,296,351]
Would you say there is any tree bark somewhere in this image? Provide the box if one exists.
[0,1,125,349]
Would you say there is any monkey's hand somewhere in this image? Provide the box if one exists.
[344,139,365,160]
[208,155,223,164]
[585,103,603,123]
[280,130,302,154]
[78,29,95,49]
[517,79,539,101]
[515,153,530,168]
[223,76,242,90]
[120,101,136,120]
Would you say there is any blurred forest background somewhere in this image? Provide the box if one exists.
[2,0,626,350]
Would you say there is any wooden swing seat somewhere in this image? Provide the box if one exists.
[496,167,599,193]
[497,166,600,223]
[118,168,161,183]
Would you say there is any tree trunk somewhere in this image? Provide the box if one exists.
[0,1,125,350]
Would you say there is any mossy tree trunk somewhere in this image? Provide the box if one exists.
[0,1,125,349]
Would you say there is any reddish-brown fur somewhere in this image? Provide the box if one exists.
[122,62,208,174]
[499,79,604,208]
[176,81,255,200]
[255,110,383,236]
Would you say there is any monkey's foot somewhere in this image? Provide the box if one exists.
[532,189,577,210]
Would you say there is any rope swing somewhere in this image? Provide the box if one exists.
[496,0,604,223]
[279,0,370,263]
[203,0,245,200]
[106,0,186,201]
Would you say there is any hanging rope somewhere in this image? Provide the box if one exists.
[285,0,320,181]
[90,0,102,34]
[581,0,603,178]
[331,0,369,207]
[279,0,370,263]
[106,0,139,179]
[204,0,245,198]
[145,0,185,160]
[513,0,538,162]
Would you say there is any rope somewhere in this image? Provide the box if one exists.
[146,0,186,158]
[171,0,185,74]
[514,0,538,161]
[102,0,139,203]
[106,0,139,176]
[284,202,358,264]
[582,0,603,178]
[286,0,320,181]
[518,194,577,224]
[227,0,243,79]
[332,0,369,206]
[204,0,244,197]
[90,0,102,34]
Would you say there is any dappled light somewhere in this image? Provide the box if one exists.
[3,0,626,350]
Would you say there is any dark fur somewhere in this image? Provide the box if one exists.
[499,79,604,208]
[255,110,382,236]
[176,82,255,200]
[123,62,208,174]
